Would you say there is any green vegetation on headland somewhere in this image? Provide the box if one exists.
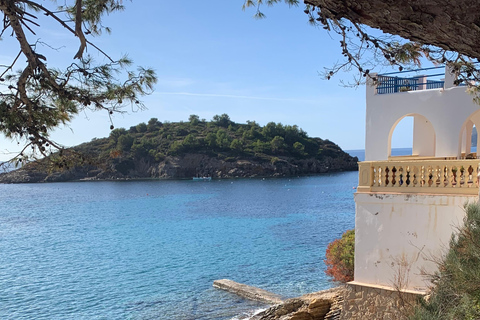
[0,114,358,183]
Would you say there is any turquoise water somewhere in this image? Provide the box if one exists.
[0,173,357,319]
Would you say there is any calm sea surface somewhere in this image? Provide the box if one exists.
[0,172,359,319]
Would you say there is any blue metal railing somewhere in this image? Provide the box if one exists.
[379,66,445,76]
[426,79,445,89]
[376,66,445,94]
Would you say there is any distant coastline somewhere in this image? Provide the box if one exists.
[0,116,358,183]
[346,147,413,162]
[0,153,358,183]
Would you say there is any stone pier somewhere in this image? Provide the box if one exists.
[213,279,284,304]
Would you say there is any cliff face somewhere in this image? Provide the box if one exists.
[0,153,358,183]
[152,153,357,179]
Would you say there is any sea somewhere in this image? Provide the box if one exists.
[0,149,406,320]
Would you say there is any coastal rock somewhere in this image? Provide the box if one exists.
[308,299,331,318]
[252,299,305,320]
[252,287,345,320]
[0,153,358,183]
[0,167,47,183]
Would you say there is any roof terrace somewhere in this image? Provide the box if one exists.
[361,65,480,195]
[365,65,480,161]
[376,66,446,94]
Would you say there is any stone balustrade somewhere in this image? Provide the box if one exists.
[358,159,480,195]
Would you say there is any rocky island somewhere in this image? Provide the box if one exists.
[0,114,358,183]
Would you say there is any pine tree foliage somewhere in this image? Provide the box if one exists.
[0,0,157,166]
[244,0,480,91]
[242,0,299,19]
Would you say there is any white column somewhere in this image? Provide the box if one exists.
[444,66,458,89]
[413,115,435,157]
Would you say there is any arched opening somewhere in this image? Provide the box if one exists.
[473,126,478,153]
[388,114,436,158]
[390,116,413,157]
[459,110,480,158]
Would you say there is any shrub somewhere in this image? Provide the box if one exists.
[109,128,127,142]
[131,144,148,159]
[147,117,162,131]
[253,139,269,153]
[109,149,121,159]
[270,136,286,153]
[136,122,147,133]
[168,140,183,155]
[293,141,305,155]
[212,113,231,127]
[205,132,217,148]
[189,114,199,125]
[324,229,355,283]
[262,122,278,138]
[117,134,134,151]
[182,134,198,150]
[410,203,480,320]
[230,139,243,152]
[216,129,231,149]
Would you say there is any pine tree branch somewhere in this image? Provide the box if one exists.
[19,0,112,61]
[73,0,86,59]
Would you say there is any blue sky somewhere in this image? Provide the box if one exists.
[0,1,415,160]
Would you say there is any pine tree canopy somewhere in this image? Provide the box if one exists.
[0,0,157,164]
[245,0,480,89]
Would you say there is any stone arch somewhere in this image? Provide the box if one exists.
[458,109,480,158]
[388,113,436,158]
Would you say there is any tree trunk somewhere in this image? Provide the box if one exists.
[306,0,480,60]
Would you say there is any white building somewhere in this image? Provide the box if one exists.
[354,66,480,293]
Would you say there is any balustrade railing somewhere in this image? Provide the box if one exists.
[376,75,444,94]
[358,159,480,195]
[376,66,446,94]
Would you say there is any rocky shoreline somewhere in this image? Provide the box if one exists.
[0,153,358,183]
[212,279,345,320]
[214,280,422,320]
[250,287,344,320]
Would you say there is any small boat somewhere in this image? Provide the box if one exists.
[192,176,212,181]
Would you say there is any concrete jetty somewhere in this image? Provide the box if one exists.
[213,279,284,304]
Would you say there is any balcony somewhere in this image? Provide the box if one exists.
[373,65,475,95]
[358,158,480,195]
[376,66,446,95]
[364,65,480,162]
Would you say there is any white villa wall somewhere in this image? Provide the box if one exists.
[358,68,480,292]
[412,114,435,157]
[365,84,480,161]
[354,192,476,292]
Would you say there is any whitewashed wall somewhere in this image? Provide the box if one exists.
[365,72,480,161]
[354,192,476,291]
